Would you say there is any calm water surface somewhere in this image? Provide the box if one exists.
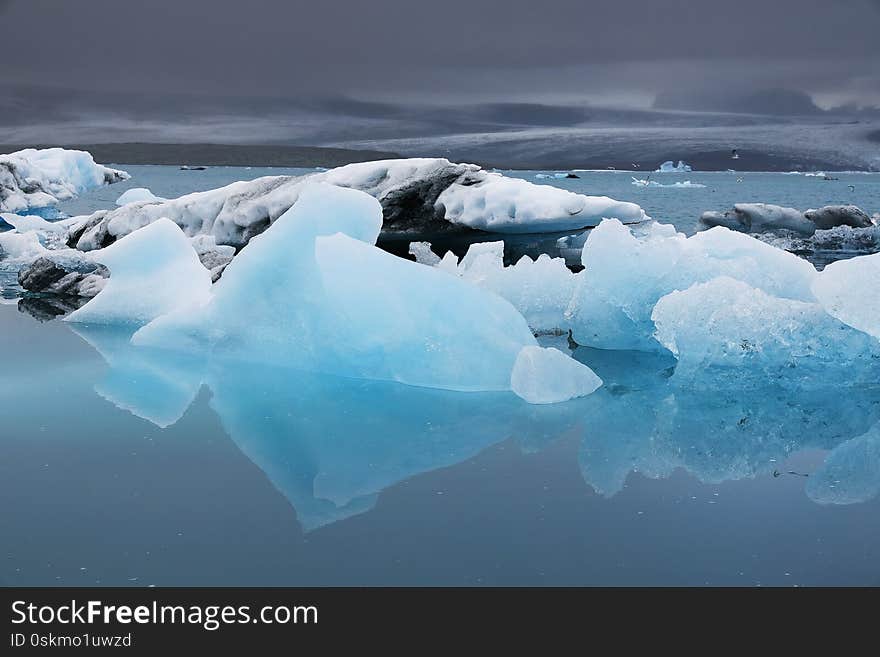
[1,305,878,587]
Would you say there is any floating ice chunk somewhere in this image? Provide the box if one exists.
[700,203,815,234]
[804,205,873,230]
[511,346,602,404]
[458,240,504,272]
[806,423,880,505]
[568,219,818,351]
[115,187,166,206]
[133,183,549,394]
[812,252,880,339]
[437,173,646,233]
[66,218,212,325]
[18,254,108,297]
[0,148,128,212]
[656,160,692,173]
[651,277,880,382]
[631,177,705,188]
[432,240,577,333]
[0,213,66,233]
[408,241,441,266]
[0,231,49,261]
[700,203,873,235]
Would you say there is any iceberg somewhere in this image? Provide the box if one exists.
[651,276,880,384]
[66,158,647,251]
[130,183,601,400]
[18,254,108,298]
[0,230,50,262]
[115,187,166,206]
[699,203,873,235]
[0,148,128,213]
[699,203,815,234]
[65,218,213,325]
[811,252,880,339]
[422,240,577,334]
[804,205,873,231]
[1,212,67,234]
[656,160,692,173]
[407,241,442,266]
[435,174,643,234]
[511,346,602,404]
[567,219,818,351]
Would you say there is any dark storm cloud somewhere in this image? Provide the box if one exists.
[1,0,878,107]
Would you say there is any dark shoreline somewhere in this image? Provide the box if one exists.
[0,142,874,172]
[0,143,401,168]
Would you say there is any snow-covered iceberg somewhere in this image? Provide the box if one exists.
[0,148,128,213]
[121,183,600,401]
[699,203,873,235]
[700,203,815,234]
[66,158,647,251]
[65,218,213,325]
[567,219,818,351]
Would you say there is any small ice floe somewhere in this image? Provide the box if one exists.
[655,160,693,173]
[115,187,167,206]
[631,177,705,188]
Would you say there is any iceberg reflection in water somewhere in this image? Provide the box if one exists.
[69,323,880,535]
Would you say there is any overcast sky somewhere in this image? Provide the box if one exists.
[1,0,879,108]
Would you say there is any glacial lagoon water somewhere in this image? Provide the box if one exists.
[2,166,880,586]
